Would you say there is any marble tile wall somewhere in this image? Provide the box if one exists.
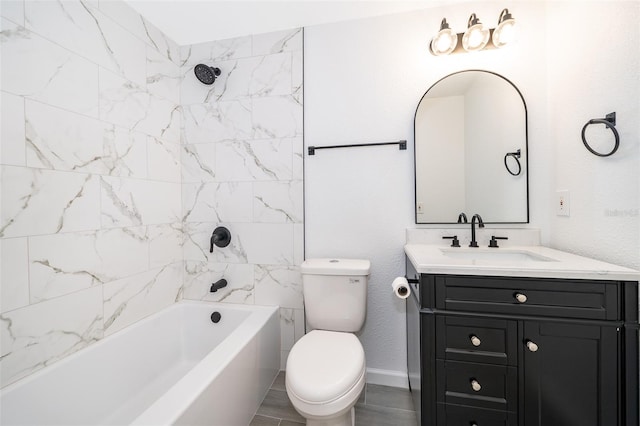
[0,0,182,387]
[179,29,304,368]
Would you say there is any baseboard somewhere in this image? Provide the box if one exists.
[366,367,409,389]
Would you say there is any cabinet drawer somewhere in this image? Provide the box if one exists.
[435,275,619,320]
[437,403,516,426]
[437,360,517,411]
[437,316,517,365]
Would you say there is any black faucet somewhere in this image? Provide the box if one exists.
[210,279,228,293]
[457,213,468,223]
[469,214,484,247]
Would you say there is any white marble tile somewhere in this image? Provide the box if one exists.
[252,28,302,56]
[293,308,305,343]
[183,261,254,304]
[255,265,302,309]
[180,36,252,67]
[99,68,180,144]
[0,0,24,25]
[181,143,216,183]
[0,166,101,238]
[249,52,292,98]
[102,125,148,178]
[0,90,25,166]
[182,182,253,223]
[1,18,99,117]
[0,237,29,313]
[101,176,181,228]
[292,136,304,181]
[215,139,293,182]
[252,96,303,139]
[140,96,181,144]
[99,68,149,130]
[182,100,252,144]
[25,0,146,86]
[293,223,304,266]
[147,136,181,183]
[148,223,183,269]
[253,181,303,223]
[279,308,295,352]
[24,100,105,173]
[292,50,303,98]
[97,0,146,41]
[28,227,149,302]
[140,16,180,65]
[147,46,181,104]
[0,286,103,387]
[103,262,182,336]
[234,223,294,265]
[182,222,249,264]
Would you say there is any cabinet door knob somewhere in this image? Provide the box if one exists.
[515,292,528,303]
[526,340,539,352]
[470,379,482,392]
[470,423,478,426]
[470,335,482,347]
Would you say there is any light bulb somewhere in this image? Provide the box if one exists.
[492,9,516,48]
[430,18,458,56]
[462,14,489,52]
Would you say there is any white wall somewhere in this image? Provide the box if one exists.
[546,1,639,270]
[1,0,183,387]
[305,0,637,382]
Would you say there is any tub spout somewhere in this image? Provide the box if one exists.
[210,279,228,292]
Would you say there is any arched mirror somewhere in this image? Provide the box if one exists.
[414,70,529,224]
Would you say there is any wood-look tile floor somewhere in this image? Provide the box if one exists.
[250,372,418,426]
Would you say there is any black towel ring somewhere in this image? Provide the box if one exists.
[503,149,522,176]
[581,112,619,157]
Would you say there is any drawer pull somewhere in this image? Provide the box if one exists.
[526,340,539,352]
[470,379,482,392]
[470,335,482,347]
[514,292,528,303]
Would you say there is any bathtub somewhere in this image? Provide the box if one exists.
[1,301,280,426]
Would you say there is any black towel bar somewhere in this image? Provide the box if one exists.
[308,140,407,156]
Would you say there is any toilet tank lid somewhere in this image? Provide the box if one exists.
[301,259,371,276]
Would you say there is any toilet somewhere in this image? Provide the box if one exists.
[285,258,370,426]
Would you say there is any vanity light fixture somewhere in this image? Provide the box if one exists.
[430,18,458,56]
[429,9,516,55]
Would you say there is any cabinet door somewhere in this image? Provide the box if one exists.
[521,321,619,426]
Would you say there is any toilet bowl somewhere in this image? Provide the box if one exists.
[286,330,365,426]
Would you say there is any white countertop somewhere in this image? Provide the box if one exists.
[405,243,640,281]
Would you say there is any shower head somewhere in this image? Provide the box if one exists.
[194,64,221,85]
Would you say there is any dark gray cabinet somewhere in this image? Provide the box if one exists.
[406,258,639,426]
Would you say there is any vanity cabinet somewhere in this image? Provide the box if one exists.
[406,259,639,426]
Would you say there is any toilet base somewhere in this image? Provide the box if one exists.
[306,407,354,426]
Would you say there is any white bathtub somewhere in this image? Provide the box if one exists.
[1,301,280,426]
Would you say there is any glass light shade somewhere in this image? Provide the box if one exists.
[492,12,516,47]
[462,23,489,51]
[431,28,458,55]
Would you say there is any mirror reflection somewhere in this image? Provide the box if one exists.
[414,70,529,224]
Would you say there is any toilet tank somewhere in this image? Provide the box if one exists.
[300,259,370,332]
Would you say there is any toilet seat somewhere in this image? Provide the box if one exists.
[286,330,365,407]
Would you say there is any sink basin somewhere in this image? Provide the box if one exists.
[440,248,555,263]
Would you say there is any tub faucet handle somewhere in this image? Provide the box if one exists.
[210,226,232,253]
